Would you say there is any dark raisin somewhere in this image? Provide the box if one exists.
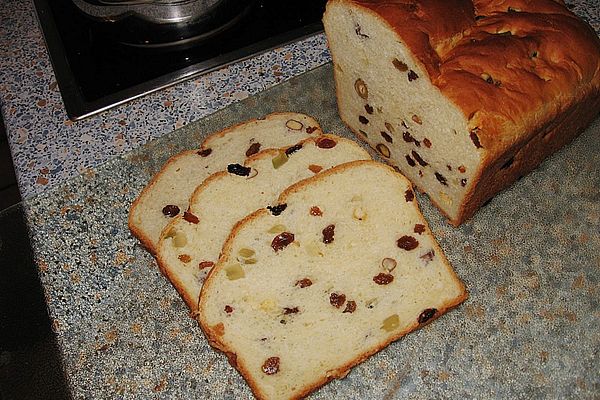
[285,143,303,156]
[343,300,357,313]
[283,307,299,315]
[446,165,452,171]
[461,178,467,187]
[435,172,448,185]
[359,130,369,138]
[306,126,319,133]
[295,278,312,288]
[414,224,426,234]
[162,204,180,217]
[316,137,337,149]
[381,131,393,143]
[330,292,346,308]
[267,203,287,216]
[470,130,483,148]
[405,154,416,167]
[199,261,214,270]
[392,58,408,72]
[418,308,437,323]
[245,142,261,157]
[408,70,419,81]
[183,211,199,224]
[403,131,419,146]
[420,250,435,263]
[364,104,374,114]
[227,163,251,176]
[355,24,369,38]
[359,115,369,125]
[322,224,335,244]
[197,148,212,157]
[373,273,394,285]
[271,232,295,252]
[458,165,466,173]
[262,357,280,375]
[412,151,428,167]
[501,157,514,169]
[405,189,415,202]
[397,235,419,250]
[310,206,323,216]
[224,305,233,313]
[423,138,432,148]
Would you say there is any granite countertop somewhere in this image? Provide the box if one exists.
[0,0,599,399]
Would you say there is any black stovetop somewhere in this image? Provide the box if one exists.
[33,0,327,120]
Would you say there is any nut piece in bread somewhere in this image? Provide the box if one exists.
[198,160,467,400]
[323,0,600,225]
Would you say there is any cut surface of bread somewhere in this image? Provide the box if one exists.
[323,0,600,225]
[198,160,467,400]
[129,113,322,253]
[156,135,371,312]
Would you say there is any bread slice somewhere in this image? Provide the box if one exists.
[323,0,600,225]
[129,113,323,254]
[198,160,467,400]
[156,135,371,312]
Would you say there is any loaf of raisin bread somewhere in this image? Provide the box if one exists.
[156,135,371,311]
[323,0,600,225]
[129,113,322,253]
[198,160,467,400]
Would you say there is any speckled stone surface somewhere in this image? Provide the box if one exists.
[0,0,330,199]
[18,63,600,399]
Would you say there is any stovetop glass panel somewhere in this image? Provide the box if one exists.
[33,0,327,120]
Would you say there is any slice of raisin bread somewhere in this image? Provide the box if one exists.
[323,0,600,225]
[129,113,322,254]
[156,135,371,312]
[198,160,467,400]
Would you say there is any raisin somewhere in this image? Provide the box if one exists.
[227,163,251,176]
[359,115,369,125]
[199,261,214,270]
[446,165,452,171]
[306,126,318,133]
[285,143,303,156]
[245,142,261,157]
[458,165,466,173]
[385,122,395,133]
[381,131,393,143]
[408,70,419,81]
[295,278,312,288]
[262,357,280,375]
[322,224,335,244]
[267,203,287,216]
[197,148,212,157]
[162,204,180,217]
[470,130,483,148]
[316,137,337,149]
[355,24,369,38]
[364,104,374,114]
[308,164,323,173]
[414,224,426,234]
[392,58,408,72]
[435,172,448,185]
[343,300,357,313]
[310,206,323,216]
[330,292,346,308]
[405,154,416,167]
[271,232,294,252]
[461,178,467,187]
[420,250,435,263]
[423,138,432,148]
[224,305,233,313]
[418,308,437,323]
[358,130,369,138]
[283,307,299,315]
[183,211,199,224]
[412,151,428,167]
[373,273,394,285]
[397,235,419,250]
[403,131,420,147]
[412,115,422,125]
[376,143,391,158]
[354,78,369,99]
[405,189,415,202]
[178,254,191,263]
